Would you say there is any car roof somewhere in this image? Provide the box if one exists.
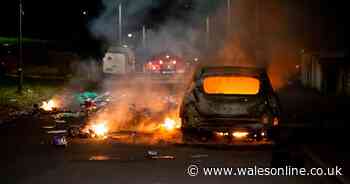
[197,66,266,77]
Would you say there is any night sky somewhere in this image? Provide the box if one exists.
[0,0,347,51]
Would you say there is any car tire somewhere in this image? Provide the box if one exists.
[182,104,200,128]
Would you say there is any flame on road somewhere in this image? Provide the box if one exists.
[41,99,59,111]
[162,117,181,131]
[90,122,109,137]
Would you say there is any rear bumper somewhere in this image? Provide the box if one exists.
[190,117,268,132]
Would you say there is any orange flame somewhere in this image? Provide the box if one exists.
[41,99,59,111]
[90,122,109,138]
[161,117,181,131]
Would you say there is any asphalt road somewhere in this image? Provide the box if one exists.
[0,115,341,184]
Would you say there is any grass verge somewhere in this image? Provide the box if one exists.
[0,77,65,109]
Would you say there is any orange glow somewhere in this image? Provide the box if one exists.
[203,76,260,95]
[232,131,249,138]
[216,132,229,137]
[90,122,109,137]
[162,117,181,131]
[273,117,279,126]
[41,99,59,111]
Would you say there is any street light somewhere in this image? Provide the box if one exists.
[127,33,133,38]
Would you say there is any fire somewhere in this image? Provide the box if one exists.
[203,76,260,95]
[232,131,249,139]
[90,122,109,137]
[162,117,181,131]
[41,99,58,111]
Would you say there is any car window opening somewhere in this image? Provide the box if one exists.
[203,76,260,95]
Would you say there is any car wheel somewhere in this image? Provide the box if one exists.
[182,104,200,128]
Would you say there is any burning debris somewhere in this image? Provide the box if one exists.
[89,122,109,138]
[33,73,186,144]
[161,117,181,131]
[40,100,56,111]
[40,99,59,111]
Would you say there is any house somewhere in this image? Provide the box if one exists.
[301,51,349,95]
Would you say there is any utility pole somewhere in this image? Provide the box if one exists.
[226,0,231,37]
[17,0,23,93]
[118,3,122,46]
[255,0,263,65]
[206,16,210,50]
[142,25,146,48]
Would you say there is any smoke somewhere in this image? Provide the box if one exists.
[84,76,184,144]
[202,0,304,90]
[139,21,200,59]
[90,0,307,86]
[89,0,222,59]
[90,0,159,43]
[73,0,308,144]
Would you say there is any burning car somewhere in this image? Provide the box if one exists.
[179,66,281,142]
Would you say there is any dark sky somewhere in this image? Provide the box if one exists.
[0,0,346,50]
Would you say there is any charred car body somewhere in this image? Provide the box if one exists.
[180,66,281,141]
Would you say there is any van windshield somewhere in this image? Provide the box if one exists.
[203,76,260,95]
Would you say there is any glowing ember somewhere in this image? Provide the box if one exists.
[203,76,260,95]
[91,122,109,137]
[41,100,58,111]
[162,117,181,131]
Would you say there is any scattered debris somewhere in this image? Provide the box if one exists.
[150,155,176,160]
[9,98,17,103]
[68,126,81,137]
[191,154,209,159]
[8,110,30,117]
[89,155,121,161]
[146,150,175,160]
[54,120,66,124]
[42,126,55,129]
[76,92,98,104]
[47,130,67,134]
[147,150,159,157]
[52,112,81,119]
[52,135,68,147]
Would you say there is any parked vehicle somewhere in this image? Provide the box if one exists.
[102,46,135,75]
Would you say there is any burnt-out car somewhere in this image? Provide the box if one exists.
[179,66,281,141]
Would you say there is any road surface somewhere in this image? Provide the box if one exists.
[0,116,340,184]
